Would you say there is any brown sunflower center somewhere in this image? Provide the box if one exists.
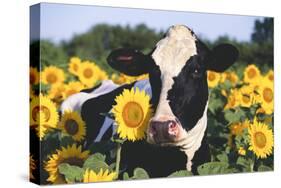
[32,106,51,122]
[208,72,216,81]
[83,68,93,78]
[268,74,274,81]
[30,73,36,85]
[122,101,144,128]
[254,132,267,148]
[46,73,58,84]
[263,88,273,103]
[247,68,256,79]
[64,119,79,135]
[62,157,84,167]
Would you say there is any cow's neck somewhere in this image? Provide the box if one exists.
[175,101,208,171]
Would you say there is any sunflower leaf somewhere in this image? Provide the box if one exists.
[132,168,149,179]
[58,163,84,183]
[197,162,234,175]
[217,153,229,163]
[236,156,252,172]
[258,165,273,172]
[168,170,193,177]
[83,153,109,173]
[123,172,130,180]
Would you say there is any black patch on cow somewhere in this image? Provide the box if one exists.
[148,63,162,109]
[81,82,136,145]
[80,82,102,93]
[121,140,187,177]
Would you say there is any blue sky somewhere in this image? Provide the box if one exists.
[34,3,265,43]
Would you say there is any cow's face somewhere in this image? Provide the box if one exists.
[107,25,238,146]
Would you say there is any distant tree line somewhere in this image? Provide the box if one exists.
[30,18,273,74]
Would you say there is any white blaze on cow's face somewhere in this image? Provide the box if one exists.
[151,25,197,121]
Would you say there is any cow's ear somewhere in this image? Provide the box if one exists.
[107,48,151,76]
[206,44,239,72]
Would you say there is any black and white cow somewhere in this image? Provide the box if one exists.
[61,25,239,177]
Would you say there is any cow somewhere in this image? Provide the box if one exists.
[61,25,239,177]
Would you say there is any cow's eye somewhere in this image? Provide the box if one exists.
[191,68,202,78]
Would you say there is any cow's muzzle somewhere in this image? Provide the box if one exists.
[147,116,182,145]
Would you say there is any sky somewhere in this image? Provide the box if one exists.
[31,3,266,43]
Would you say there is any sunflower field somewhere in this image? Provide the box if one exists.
[29,18,273,184]
[30,54,274,184]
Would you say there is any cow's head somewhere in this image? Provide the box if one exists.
[107,25,238,146]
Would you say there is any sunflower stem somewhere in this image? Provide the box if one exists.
[115,142,122,178]
[250,155,256,172]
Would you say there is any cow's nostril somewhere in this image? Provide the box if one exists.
[168,120,178,136]
[168,121,177,129]
[149,123,157,135]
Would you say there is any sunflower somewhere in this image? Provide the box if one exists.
[248,118,273,159]
[112,88,152,141]
[257,79,273,114]
[78,61,99,87]
[41,66,65,85]
[207,71,220,88]
[30,67,39,85]
[111,73,149,84]
[224,89,239,109]
[97,69,109,81]
[68,57,81,76]
[30,94,59,128]
[243,64,261,84]
[83,169,116,183]
[238,147,246,156]
[58,111,86,142]
[48,84,66,102]
[265,70,274,82]
[238,85,257,108]
[35,111,48,140]
[45,144,90,184]
[30,155,36,180]
[63,81,85,99]
[220,72,239,86]
[229,120,249,136]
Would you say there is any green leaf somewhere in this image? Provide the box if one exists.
[236,157,252,172]
[217,153,229,163]
[58,163,84,183]
[123,172,130,180]
[224,109,246,123]
[208,97,224,114]
[168,170,193,177]
[258,165,273,172]
[132,168,149,179]
[197,162,233,175]
[83,153,109,173]
[109,163,116,171]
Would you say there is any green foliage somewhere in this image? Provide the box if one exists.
[251,18,273,44]
[40,40,68,70]
[224,108,246,124]
[197,162,235,175]
[123,168,150,180]
[58,163,84,183]
[236,156,252,172]
[83,153,109,173]
[168,170,193,177]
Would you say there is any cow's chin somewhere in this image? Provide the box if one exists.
[146,125,187,147]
